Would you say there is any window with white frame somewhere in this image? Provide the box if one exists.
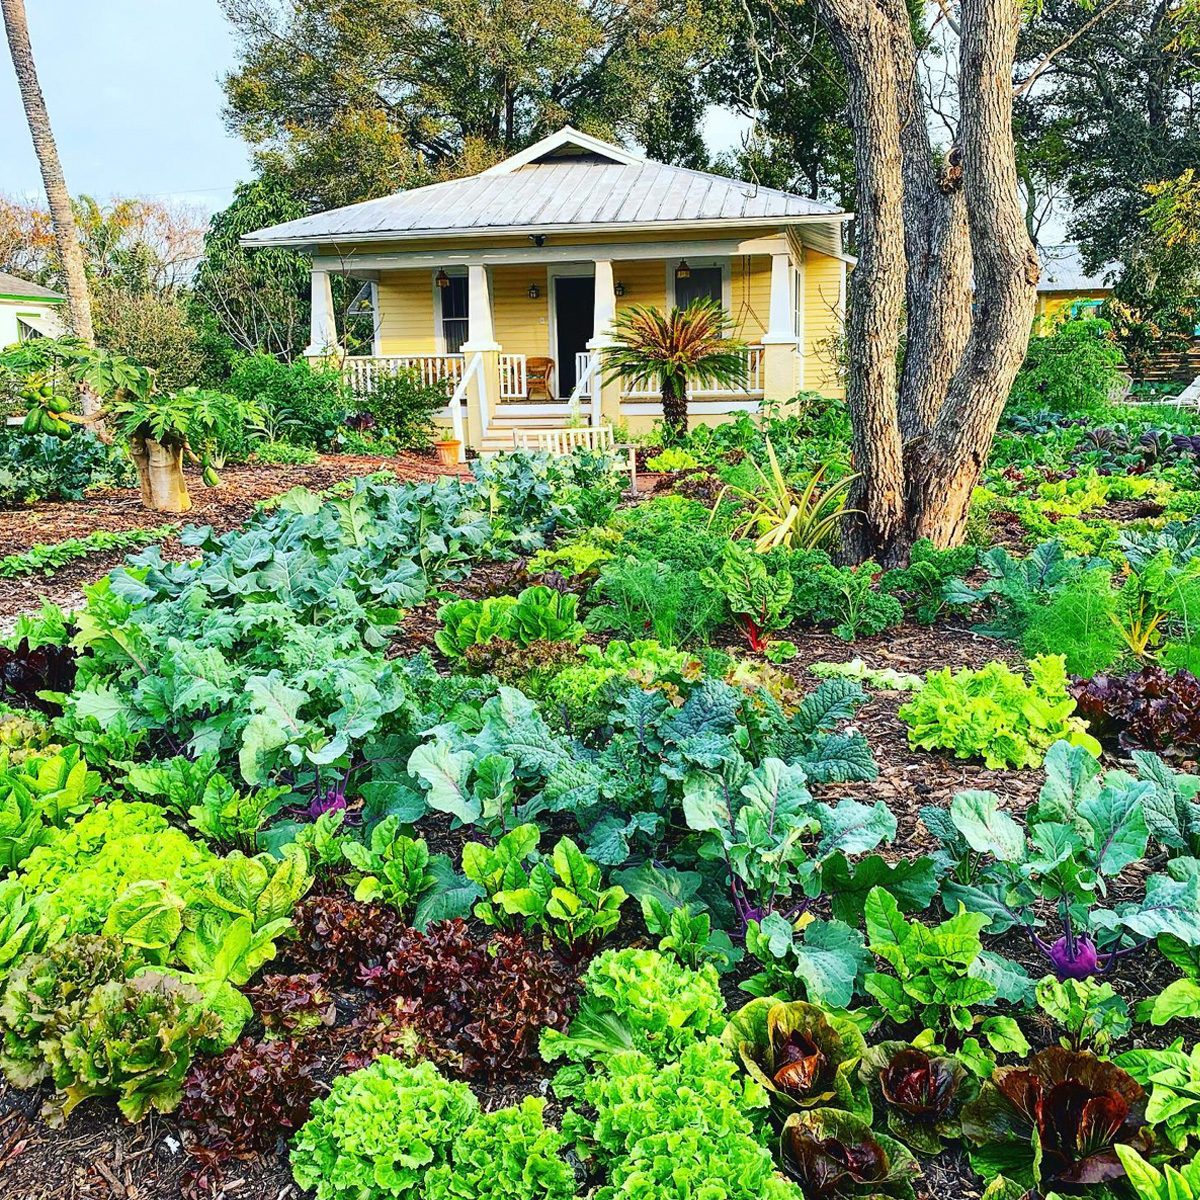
[439,273,469,353]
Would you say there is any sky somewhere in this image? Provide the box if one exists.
[1,1,252,212]
[1,2,750,218]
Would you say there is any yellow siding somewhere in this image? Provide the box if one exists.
[492,265,550,358]
[1036,291,1109,324]
[802,250,845,397]
[611,258,665,310]
[377,269,435,354]
[730,255,771,341]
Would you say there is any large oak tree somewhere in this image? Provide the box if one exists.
[813,0,1041,565]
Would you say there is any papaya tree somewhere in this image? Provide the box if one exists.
[2,338,258,514]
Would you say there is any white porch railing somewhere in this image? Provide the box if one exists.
[618,345,765,399]
[499,354,526,399]
[568,352,602,425]
[575,352,593,398]
[344,354,464,394]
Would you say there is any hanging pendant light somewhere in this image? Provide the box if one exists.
[675,259,691,280]
[435,269,451,289]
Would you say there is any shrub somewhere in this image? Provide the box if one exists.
[290,1057,478,1200]
[1009,319,1127,418]
[898,654,1099,768]
[226,352,349,448]
[362,369,452,450]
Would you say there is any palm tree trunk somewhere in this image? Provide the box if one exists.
[2,0,93,347]
[661,377,689,440]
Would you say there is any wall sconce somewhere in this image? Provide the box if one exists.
[435,269,450,289]
[528,283,541,300]
[614,281,625,297]
[675,259,691,280]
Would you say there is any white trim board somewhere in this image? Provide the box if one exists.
[313,234,796,273]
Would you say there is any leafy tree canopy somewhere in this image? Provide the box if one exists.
[219,0,725,207]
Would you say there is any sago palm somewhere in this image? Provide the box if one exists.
[604,299,749,439]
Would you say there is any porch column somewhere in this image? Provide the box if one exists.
[588,259,621,427]
[303,268,342,358]
[461,263,500,449]
[760,251,799,403]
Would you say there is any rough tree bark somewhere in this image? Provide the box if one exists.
[1,0,94,349]
[662,377,690,440]
[814,0,1039,566]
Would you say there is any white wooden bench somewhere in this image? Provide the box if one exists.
[511,424,638,492]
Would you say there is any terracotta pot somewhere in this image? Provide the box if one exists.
[433,439,461,467]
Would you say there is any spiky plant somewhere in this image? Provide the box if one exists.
[604,299,749,439]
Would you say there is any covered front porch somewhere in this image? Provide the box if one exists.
[304,230,843,455]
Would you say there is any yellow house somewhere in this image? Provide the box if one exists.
[242,127,851,454]
[1036,243,1118,325]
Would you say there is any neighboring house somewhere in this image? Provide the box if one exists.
[0,271,66,348]
[242,126,852,453]
[1036,244,1119,324]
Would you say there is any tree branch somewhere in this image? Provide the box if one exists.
[1013,0,1131,97]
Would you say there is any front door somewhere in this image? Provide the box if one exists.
[555,275,595,396]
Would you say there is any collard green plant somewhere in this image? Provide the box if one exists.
[858,1043,978,1155]
[962,1048,1149,1189]
[721,998,869,1118]
[898,655,1099,769]
[741,913,871,1011]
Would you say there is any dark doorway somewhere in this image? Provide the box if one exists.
[554,275,595,396]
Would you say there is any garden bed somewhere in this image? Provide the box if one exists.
[2,409,1200,1200]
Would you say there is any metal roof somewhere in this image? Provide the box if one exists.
[242,126,847,249]
[1037,243,1120,293]
[0,271,64,302]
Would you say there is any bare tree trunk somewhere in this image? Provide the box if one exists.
[2,0,93,347]
[128,435,191,513]
[908,0,1040,547]
[813,0,1038,566]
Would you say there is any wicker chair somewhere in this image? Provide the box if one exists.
[525,357,555,400]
